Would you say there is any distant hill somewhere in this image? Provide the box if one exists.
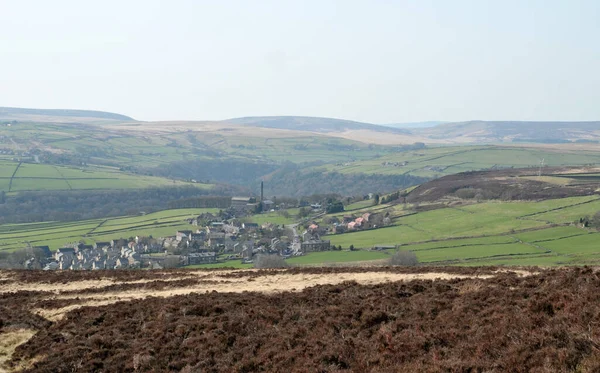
[383,121,446,129]
[417,121,600,143]
[224,116,409,134]
[0,106,134,121]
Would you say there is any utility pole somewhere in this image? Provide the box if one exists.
[538,158,545,177]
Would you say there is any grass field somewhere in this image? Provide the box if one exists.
[243,210,297,226]
[0,160,210,192]
[344,200,376,211]
[323,195,600,266]
[0,208,218,252]
[286,250,389,265]
[315,145,600,178]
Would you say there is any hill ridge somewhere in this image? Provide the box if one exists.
[0,106,134,121]
[224,115,409,134]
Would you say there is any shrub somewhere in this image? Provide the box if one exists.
[388,250,419,266]
[455,188,477,199]
[253,254,289,269]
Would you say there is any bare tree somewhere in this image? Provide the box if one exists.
[162,256,181,269]
[254,254,289,269]
[388,250,419,266]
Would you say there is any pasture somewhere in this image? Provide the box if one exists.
[324,195,600,266]
[0,208,218,252]
[286,250,389,265]
[0,160,209,192]
[316,145,600,178]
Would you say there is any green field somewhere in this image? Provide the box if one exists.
[0,208,218,252]
[323,195,600,266]
[345,200,376,211]
[286,250,389,265]
[243,210,297,226]
[0,160,210,192]
[315,145,600,178]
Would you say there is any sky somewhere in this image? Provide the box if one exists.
[0,0,599,123]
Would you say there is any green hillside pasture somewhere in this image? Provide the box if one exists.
[212,135,384,163]
[0,178,10,191]
[397,206,545,239]
[15,163,63,178]
[326,197,598,251]
[524,199,600,224]
[0,162,19,176]
[0,162,209,192]
[0,223,99,252]
[541,233,600,257]
[456,254,571,267]
[10,178,70,191]
[514,226,589,242]
[99,209,217,228]
[286,250,389,265]
[414,243,542,263]
[244,211,296,226]
[326,225,427,248]
[0,219,103,235]
[345,200,376,211]
[317,146,600,178]
[400,235,517,252]
[86,209,219,240]
[0,208,217,252]
[459,196,600,217]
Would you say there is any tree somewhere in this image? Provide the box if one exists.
[374,194,380,205]
[388,250,419,266]
[254,254,289,269]
[162,256,181,269]
[326,201,344,214]
[298,207,311,219]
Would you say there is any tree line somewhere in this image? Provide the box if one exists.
[0,185,245,224]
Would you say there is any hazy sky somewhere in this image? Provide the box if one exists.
[1,0,599,123]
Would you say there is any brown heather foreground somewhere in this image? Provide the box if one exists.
[1,267,600,372]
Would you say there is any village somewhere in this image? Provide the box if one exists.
[16,192,390,271]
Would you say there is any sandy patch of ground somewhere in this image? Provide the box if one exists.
[3,268,536,322]
[30,271,503,321]
[0,275,195,293]
[0,329,36,373]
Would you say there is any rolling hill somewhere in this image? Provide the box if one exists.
[224,116,410,134]
[416,120,600,143]
[0,106,134,122]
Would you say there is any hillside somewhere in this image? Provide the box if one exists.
[224,116,409,134]
[417,120,600,143]
[0,106,134,122]
[316,145,600,178]
[405,166,600,203]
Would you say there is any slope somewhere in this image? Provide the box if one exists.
[224,116,410,134]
